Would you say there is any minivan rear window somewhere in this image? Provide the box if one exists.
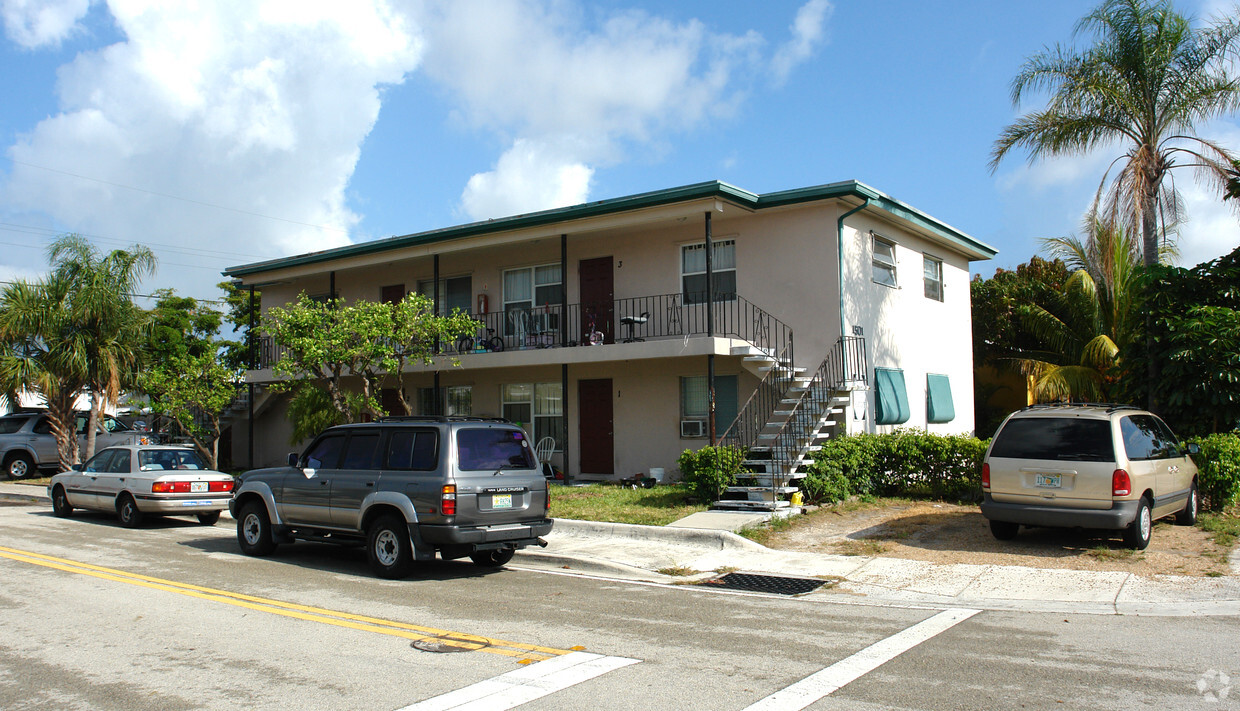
[457,428,535,471]
[989,417,1114,462]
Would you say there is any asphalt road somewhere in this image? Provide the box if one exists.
[0,500,1237,710]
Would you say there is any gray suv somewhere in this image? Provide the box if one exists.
[0,411,146,479]
[230,417,553,578]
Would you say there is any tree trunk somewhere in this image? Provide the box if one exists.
[1142,180,1160,411]
[46,394,79,471]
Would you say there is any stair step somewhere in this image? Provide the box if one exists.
[712,500,792,511]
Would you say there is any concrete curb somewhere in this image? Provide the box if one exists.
[550,518,769,552]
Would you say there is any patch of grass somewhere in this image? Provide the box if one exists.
[714,566,739,575]
[9,477,53,487]
[1198,510,1240,548]
[833,539,889,556]
[1084,546,1141,561]
[656,565,699,577]
[549,483,706,526]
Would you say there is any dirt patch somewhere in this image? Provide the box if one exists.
[761,500,1235,578]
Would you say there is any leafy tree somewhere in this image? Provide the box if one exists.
[0,275,90,469]
[146,289,222,363]
[1016,221,1143,402]
[49,235,156,460]
[1123,245,1240,434]
[971,257,1071,368]
[286,384,343,445]
[216,280,260,372]
[264,293,474,422]
[991,0,1240,267]
[141,353,243,469]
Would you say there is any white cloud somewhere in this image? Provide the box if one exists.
[1,0,90,48]
[462,138,593,221]
[1,0,420,298]
[771,0,831,84]
[411,0,824,221]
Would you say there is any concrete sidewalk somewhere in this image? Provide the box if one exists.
[518,518,1240,616]
[5,480,1237,615]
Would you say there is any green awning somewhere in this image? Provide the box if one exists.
[926,373,955,423]
[875,368,910,425]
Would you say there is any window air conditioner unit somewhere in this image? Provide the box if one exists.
[681,419,706,438]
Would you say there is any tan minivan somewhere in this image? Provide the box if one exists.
[980,404,1199,549]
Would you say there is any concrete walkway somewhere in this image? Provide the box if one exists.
[5,481,1237,616]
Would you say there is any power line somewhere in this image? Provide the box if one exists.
[0,222,264,261]
[3,157,350,234]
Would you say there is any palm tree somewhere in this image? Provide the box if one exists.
[991,0,1240,267]
[1015,219,1143,402]
[0,275,91,470]
[48,235,156,460]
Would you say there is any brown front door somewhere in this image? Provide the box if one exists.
[578,379,614,475]
[579,256,614,344]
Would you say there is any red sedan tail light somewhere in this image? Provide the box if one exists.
[152,481,190,493]
[1112,469,1131,497]
[209,480,234,492]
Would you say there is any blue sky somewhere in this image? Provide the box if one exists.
[2,0,1238,305]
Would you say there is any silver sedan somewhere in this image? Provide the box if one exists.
[48,445,235,527]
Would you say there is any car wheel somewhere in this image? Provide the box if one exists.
[117,494,144,528]
[367,515,414,579]
[197,511,221,526]
[988,519,1019,541]
[51,485,73,518]
[1123,497,1153,550]
[1176,481,1199,526]
[4,452,35,480]
[469,548,515,568]
[237,501,277,556]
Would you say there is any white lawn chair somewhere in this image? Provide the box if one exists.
[534,436,555,476]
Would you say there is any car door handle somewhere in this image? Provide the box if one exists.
[320,480,329,486]
[366,482,374,487]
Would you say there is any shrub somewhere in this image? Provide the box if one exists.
[677,445,746,502]
[1187,433,1240,512]
[805,430,988,503]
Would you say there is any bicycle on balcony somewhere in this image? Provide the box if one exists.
[457,321,504,354]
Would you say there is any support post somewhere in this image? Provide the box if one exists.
[247,284,256,469]
[560,234,568,347]
[562,363,571,486]
[706,212,716,445]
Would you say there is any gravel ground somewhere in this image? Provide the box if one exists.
[763,500,1234,578]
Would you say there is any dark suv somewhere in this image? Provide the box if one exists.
[230,417,552,578]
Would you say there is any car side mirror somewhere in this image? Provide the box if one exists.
[287,452,300,467]
[71,464,83,471]
[1187,443,1201,455]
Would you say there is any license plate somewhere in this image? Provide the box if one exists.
[492,494,512,509]
[190,481,208,493]
[1035,474,1061,488]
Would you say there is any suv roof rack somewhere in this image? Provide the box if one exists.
[375,415,512,424]
[1022,402,1142,413]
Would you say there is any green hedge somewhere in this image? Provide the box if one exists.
[677,445,747,502]
[805,430,988,504]
[1187,433,1240,512]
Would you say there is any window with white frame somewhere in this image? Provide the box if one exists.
[681,239,737,304]
[501,383,563,451]
[872,235,897,287]
[923,255,943,301]
[503,264,562,337]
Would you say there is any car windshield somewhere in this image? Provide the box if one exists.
[456,428,535,471]
[138,450,207,471]
[0,417,29,435]
[989,417,1114,462]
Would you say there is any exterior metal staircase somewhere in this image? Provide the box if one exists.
[717,336,867,511]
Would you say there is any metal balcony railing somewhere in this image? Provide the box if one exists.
[251,291,793,371]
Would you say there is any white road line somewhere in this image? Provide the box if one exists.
[397,651,641,711]
[743,607,982,711]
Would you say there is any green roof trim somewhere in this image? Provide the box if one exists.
[224,180,997,278]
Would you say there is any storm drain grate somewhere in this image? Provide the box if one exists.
[412,634,492,653]
[699,573,827,596]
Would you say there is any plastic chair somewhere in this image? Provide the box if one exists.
[534,437,555,472]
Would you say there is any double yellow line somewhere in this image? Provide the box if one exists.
[0,545,572,663]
